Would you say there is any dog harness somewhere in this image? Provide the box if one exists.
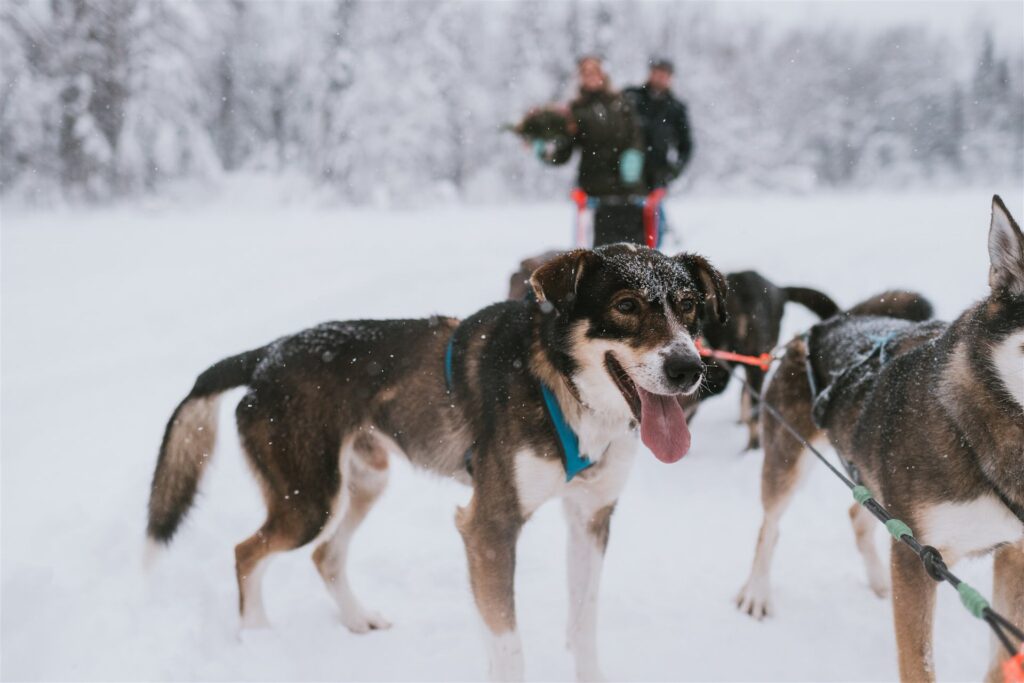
[806,330,898,430]
[445,335,593,482]
[804,330,899,485]
[804,325,1024,527]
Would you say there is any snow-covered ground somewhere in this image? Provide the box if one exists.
[2,181,1022,682]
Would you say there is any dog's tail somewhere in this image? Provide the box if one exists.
[146,347,264,545]
[782,286,840,320]
[846,290,934,321]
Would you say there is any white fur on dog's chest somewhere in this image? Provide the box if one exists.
[514,420,638,518]
[919,495,1024,561]
[576,408,636,463]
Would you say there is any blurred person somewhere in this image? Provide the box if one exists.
[624,58,694,192]
[531,56,648,245]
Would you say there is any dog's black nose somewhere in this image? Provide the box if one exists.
[664,355,703,389]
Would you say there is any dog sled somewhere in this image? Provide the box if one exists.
[571,187,667,249]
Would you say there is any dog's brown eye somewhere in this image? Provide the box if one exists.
[615,299,639,314]
[680,300,695,313]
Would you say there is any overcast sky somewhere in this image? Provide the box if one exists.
[712,1,1023,48]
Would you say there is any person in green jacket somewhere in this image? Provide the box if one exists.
[531,56,648,245]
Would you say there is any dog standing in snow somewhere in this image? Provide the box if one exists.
[146,244,726,681]
[737,197,1024,682]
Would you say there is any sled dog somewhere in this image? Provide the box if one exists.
[736,197,1024,682]
[695,270,840,450]
[147,244,726,682]
[512,257,841,450]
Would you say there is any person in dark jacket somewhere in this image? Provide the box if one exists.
[624,58,694,191]
[534,56,647,245]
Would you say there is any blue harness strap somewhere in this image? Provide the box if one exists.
[868,332,898,364]
[540,383,593,481]
[445,335,473,474]
[444,335,455,390]
[445,334,593,482]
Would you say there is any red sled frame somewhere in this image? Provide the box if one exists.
[571,188,667,249]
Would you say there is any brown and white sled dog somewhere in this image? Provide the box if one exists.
[146,244,726,682]
[736,196,1024,682]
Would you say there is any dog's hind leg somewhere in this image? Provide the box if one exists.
[235,497,335,629]
[891,541,937,682]
[741,366,765,450]
[739,383,751,426]
[234,519,290,629]
[234,394,339,629]
[312,433,391,634]
[456,492,524,682]
[848,502,890,597]
[985,542,1024,683]
[235,476,336,628]
[736,347,817,619]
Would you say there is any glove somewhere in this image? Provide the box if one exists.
[619,149,644,184]
[532,139,546,159]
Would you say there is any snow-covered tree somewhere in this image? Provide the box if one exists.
[2,0,219,199]
[1,1,1020,202]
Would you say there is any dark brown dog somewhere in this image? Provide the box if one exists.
[697,270,839,449]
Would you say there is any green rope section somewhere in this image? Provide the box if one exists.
[884,518,913,541]
[958,582,991,619]
[851,485,873,505]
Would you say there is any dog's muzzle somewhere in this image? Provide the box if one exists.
[663,352,704,394]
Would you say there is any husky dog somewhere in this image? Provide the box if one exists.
[146,244,726,682]
[736,197,1024,682]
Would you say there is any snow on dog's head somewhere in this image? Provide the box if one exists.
[530,245,728,463]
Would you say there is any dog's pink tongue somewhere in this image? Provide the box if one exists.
[638,387,691,463]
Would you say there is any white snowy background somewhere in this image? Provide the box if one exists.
[2,1,1024,682]
[3,183,1023,682]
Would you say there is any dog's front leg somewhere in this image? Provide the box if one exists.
[563,497,615,683]
[985,542,1024,683]
[456,494,525,683]
[891,541,938,682]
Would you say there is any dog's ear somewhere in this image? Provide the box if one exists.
[530,249,598,313]
[988,195,1024,296]
[675,253,728,324]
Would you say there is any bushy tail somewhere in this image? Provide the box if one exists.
[846,290,934,321]
[783,286,840,320]
[146,348,264,544]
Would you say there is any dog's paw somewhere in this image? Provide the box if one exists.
[868,575,890,599]
[341,608,392,634]
[735,577,773,620]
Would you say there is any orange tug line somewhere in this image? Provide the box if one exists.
[694,338,774,372]
[1005,651,1024,683]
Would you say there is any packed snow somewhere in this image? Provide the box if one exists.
[2,181,1022,681]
